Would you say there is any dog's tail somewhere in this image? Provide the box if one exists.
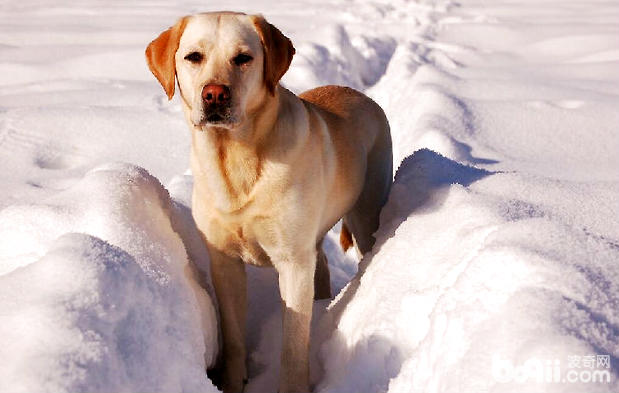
[339,223,354,252]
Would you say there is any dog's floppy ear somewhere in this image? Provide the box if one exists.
[251,15,295,95]
[145,17,189,100]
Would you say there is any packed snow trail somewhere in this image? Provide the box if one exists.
[1,0,619,392]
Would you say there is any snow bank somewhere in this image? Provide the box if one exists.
[316,0,619,391]
[283,25,396,94]
[0,164,218,393]
[319,149,619,393]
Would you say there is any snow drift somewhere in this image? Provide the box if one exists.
[315,0,619,392]
[0,164,218,392]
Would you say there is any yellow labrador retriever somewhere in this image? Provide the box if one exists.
[146,12,392,393]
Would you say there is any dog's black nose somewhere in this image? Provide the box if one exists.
[202,84,231,105]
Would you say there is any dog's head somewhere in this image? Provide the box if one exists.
[146,12,295,130]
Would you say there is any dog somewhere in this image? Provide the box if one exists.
[146,12,392,393]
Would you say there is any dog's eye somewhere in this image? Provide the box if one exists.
[184,52,203,63]
[232,53,253,66]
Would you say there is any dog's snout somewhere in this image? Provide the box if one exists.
[202,84,231,105]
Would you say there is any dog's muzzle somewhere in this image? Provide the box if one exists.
[201,84,232,124]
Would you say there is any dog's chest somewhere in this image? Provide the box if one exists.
[232,224,272,267]
[202,212,274,267]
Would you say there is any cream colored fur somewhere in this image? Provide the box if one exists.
[146,12,392,393]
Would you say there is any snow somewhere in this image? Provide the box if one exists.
[0,164,219,392]
[1,0,618,392]
[316,0,619,392]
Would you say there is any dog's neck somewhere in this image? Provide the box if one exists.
[188,88,283,213]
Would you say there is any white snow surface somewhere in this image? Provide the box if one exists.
[1,0,618,392]
[0,164,219,392]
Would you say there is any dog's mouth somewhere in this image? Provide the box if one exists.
[191,101,239,130]
[206,113,224,123]
[200,105,235,127]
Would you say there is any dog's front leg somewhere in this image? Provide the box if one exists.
[209,247,248,393]
[276,251,315,393]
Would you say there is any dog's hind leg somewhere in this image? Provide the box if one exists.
[343,126,392,255]
[342,206,378,256]
[343,181,391,255]
[314,240,332,300]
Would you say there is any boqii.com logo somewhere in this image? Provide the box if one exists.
[492,354,612,384]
